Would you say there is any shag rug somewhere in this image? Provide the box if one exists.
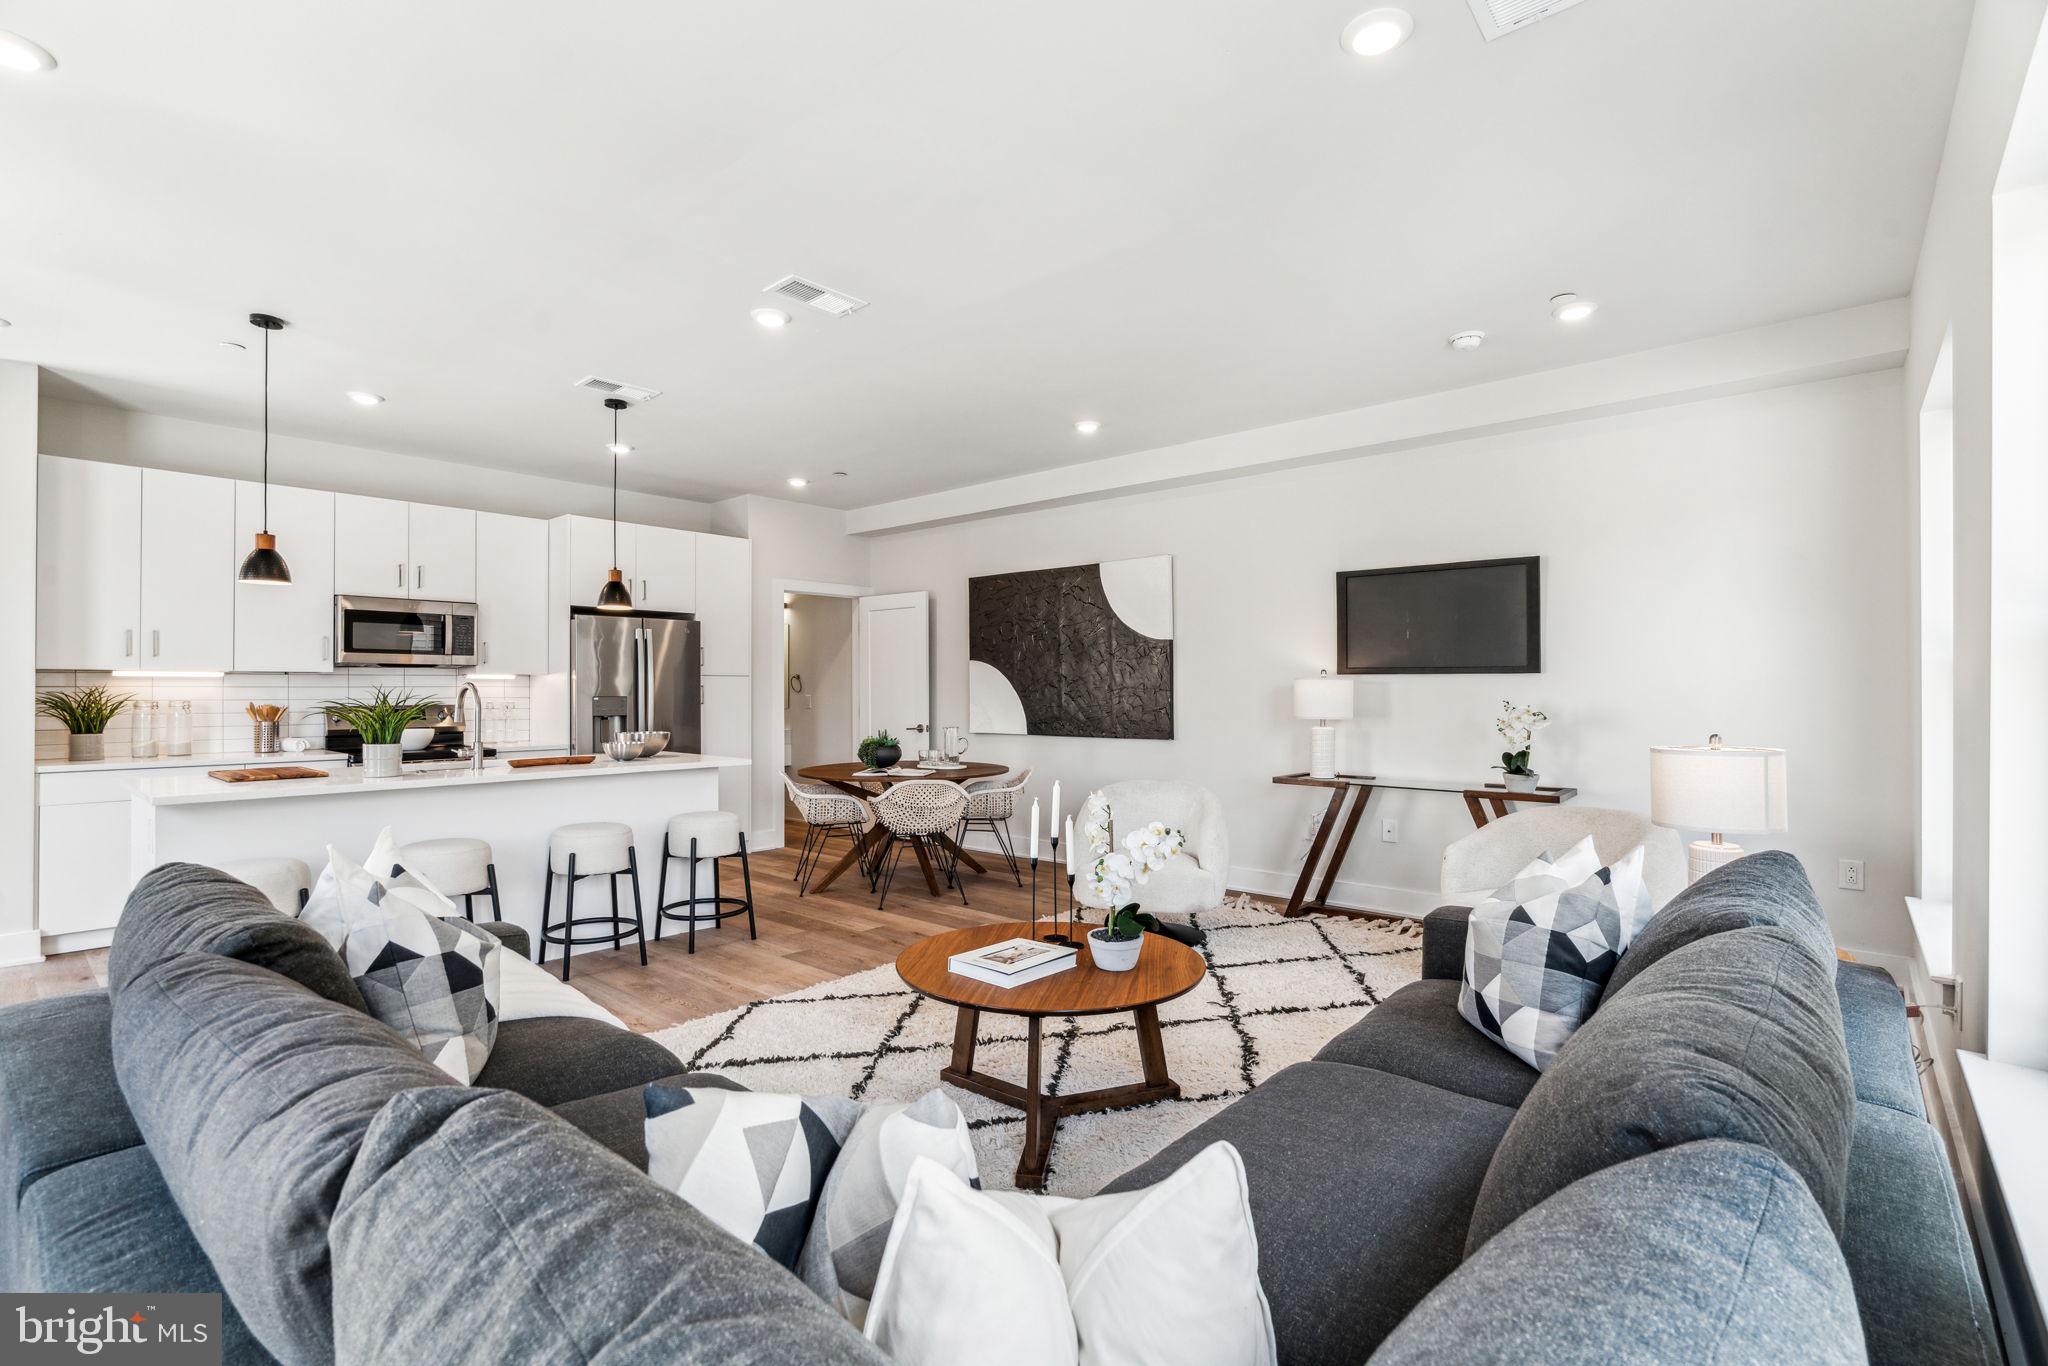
[649,896,1422,1195]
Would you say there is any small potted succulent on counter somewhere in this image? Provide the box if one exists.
[1080,790,1187,972]
[1493,701,1551,792]
[323,688,435,778]
[858,730,902,772]
[37,685,133,762]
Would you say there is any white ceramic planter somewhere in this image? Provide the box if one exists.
[1501,772,1539,793]
[362,743,404,778]
[1088,928,1144,973]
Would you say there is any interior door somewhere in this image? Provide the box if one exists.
[856,591,931,754]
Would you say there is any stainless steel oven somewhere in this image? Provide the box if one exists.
[333,595,479,668]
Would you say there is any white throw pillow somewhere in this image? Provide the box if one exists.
[304,825,459,922]
[864,1142,1276,1366]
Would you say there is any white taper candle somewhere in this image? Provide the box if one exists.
[1029,798,1040,861]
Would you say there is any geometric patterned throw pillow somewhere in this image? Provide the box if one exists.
[643,1084,864,1270]
[798,1089,979,1327]
[300,840,502,1082]
[1459,838,1652,1073]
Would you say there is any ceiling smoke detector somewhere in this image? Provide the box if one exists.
[763,274,870,318]
[572,375,663,404]
[1464,0,1591,41]
[1448,331,1486,352]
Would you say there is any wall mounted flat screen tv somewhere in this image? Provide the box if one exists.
[1337,556,1540,674]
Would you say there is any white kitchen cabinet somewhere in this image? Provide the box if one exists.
[140,469,236,671]
[695,533,751,675]
[562,515,637,608]
[475,512,548,676]
[700,673,751,827]
[408,502,477,601]
[635,525,697,614]
[37,456,142,670]
[234,481,336,672]
[333,493,412,596]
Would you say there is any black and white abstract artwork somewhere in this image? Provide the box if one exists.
[968,555,1173,739]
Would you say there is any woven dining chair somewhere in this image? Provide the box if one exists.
[871,779,971,909]
[955,765,1032,885]
[782,772,877,896]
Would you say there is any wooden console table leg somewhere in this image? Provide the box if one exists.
[1312,789,1370,911]
[1463,792,1490,827]
[1284,785,1352,916]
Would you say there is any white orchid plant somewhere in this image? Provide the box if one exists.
[1494,700,1551,777]
[1080,790,1188,942]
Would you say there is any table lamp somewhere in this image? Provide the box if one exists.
[1649,734,1789,882]
[1293,672,1354,780]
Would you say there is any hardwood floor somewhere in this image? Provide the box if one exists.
[0,811,1051,1030]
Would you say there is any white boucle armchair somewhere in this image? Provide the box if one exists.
[1439,805,1686,911]
[1070,780,1230,917]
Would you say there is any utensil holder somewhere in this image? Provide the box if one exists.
[253,721,280,755]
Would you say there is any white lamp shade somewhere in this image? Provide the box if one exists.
[1649,743,1788,834]
[1293,676,1354,722]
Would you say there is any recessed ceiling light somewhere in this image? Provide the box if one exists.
[607,442,633,457]
[1074,419,1102,435]
[751,308,793,329]
[1448,330,1486,352]
[0,31,57,74]
[1550,293,1598,323]
[346,391,385,406]
[787,477,809,489]
[1341,8,1413,57]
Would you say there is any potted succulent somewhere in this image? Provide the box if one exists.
[1493,701,1551,792]
[323,688,435,778]
[1079,791,1188,972]
[37,685,133,762]
[858,729,902,772]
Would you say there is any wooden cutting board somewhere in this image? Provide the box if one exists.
[207,766,334,783]
[506,755,596,768]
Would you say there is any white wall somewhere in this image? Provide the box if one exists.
[785,594,856,774]
[0,362,39,966]
[868,370,1914,954]
[38,398,717,531]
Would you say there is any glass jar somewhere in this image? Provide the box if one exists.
[131,700,158,759]
[165,700,193,756]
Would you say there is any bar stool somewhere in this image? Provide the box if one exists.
[219,858,312,915]
[539,821,646,982]
[394,838,501,922]
[656,810,755,954]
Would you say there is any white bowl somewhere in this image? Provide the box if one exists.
[400,727,437,752]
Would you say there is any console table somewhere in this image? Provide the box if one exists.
[1271,773,1579,919]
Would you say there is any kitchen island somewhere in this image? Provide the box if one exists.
[130,752,751,960]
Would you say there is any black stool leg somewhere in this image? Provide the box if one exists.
[627,846,648,966]
[687,837,700,956]
[560,853,577,983]
[539,861,554,967]
[655,834,670,941]
[739,833,756,940]
[461,891,475,922]
[609,871,624,950]
[485,862,503,920]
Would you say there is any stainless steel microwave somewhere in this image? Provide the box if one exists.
[333,595,479,668]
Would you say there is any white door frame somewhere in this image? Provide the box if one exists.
[771,578,871,786]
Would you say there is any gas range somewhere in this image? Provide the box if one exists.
[322,723,498,767]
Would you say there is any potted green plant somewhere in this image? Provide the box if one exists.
[1493,701,1551,792]
[37,685,133,762]
[1079,791,1188,972]
[858,729,902,771]
[323,688,435,778]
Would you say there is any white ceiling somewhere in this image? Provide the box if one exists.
[0,0,1970,510]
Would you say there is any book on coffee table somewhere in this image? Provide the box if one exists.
[947,937,1077,988]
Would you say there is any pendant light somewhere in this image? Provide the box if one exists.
[236,312,292,584]
[595,397,634,611]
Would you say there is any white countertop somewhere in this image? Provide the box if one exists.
[39,748,349,775]
[130,752,749,807]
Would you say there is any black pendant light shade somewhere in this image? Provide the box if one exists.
[596,397,634,611]
[237,312,293,585]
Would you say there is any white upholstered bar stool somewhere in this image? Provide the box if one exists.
[394,837,502,922]
[218,858,312,915]
[539,821,646,982]
[657,810,755,954]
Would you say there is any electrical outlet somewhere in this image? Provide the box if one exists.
[1838,859,1865,892]
[1381,817,1398,843]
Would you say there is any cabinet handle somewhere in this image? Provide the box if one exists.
[151,629,160,658]
[321,634,330,662]
[641,579,649,599]
[397,562,404,588]
[482,642,490,665]
[123,629,133,658]
[416,564,424,590]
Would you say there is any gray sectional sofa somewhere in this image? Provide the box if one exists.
[0,853,2000,1364]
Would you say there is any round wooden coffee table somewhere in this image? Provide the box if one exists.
[796,761,1010,896]
[896,922,1208,1190]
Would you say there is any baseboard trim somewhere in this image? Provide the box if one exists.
[0,929,47,968]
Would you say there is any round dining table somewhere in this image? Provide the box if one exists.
[795,760,1009,897]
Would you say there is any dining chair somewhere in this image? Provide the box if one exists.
[956,765,1032,885]
[871,779,971,909]
[782,772,877,896]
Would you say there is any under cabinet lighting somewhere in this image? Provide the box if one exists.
[112,671,226,679]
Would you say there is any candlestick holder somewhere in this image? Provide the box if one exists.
[1041,837,1074,945]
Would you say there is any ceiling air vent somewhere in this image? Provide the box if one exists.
[572,376,663,404]
[1465,0,1590,40]
[763,274,870,318]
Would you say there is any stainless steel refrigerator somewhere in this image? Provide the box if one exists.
[567,606,702,754]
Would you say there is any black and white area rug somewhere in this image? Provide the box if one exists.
[650,897,1422,1195]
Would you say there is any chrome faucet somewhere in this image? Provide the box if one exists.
[456,681,485,773]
